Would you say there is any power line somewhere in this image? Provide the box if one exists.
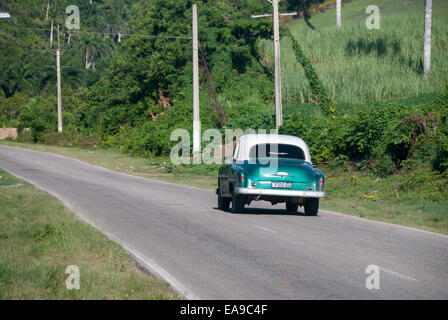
[0,25,192,40]
[67,30,192,40]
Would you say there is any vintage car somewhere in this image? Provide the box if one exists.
[217,134,326,215]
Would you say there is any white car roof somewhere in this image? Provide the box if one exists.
[233,134,312,163]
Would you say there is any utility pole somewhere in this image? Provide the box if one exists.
[423,0,432,77]
[192,4,200,155]
[252,1,297,129]
[272,0,282,128]
[56,25,62,133]
[336,0,342,28]
[46,24,68,133]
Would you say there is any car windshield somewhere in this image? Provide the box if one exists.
[249,143,305,161]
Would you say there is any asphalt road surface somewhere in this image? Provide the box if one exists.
[1,145,447,299]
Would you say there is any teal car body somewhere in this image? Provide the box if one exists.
[217,134,325,215]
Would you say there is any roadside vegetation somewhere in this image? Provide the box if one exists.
[2,141,447,235]
[0,168,180,299]
[1,0,447,233]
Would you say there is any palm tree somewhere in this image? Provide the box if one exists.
[37,68,56,96]
[77,35,114,70]
[423,0,432,76]
[6,63,34,96]
[0,61,12,97]
[78,35,95,69]
[45,1,50,21]
[100,6,130,43]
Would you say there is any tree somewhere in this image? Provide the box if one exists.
[1,63,34,97]
[423,0,432,76]
[100,5,130,43]
[77,35,114,70]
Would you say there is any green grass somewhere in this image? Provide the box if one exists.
[0,168,180,300]
[2,140,447,235]
[321,164,448,234]
[258,0,448,106]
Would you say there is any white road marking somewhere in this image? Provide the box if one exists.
[379,266,419,282]
[118,241,201,300]
[321,209,448,239]
[254,225,277,233]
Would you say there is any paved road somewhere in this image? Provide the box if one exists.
[1,145,447,299]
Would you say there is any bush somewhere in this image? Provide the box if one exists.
[0,93,30,127]
[280,88,448,176]
[18,97,57,143]
[398,168,448,202]
[119,121,173,157]
[431,87,448,172]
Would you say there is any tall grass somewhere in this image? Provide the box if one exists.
[257,2,448,105]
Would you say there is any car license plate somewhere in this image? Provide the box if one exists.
[272,182,292,189]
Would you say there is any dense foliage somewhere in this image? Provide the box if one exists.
[1,0,447,189]
[280,87,448,176]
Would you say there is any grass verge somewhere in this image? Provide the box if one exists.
[0,167,180,299]
[322,164,448,234]
[1,140,447,235]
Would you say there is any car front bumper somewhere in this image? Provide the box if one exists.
[236,187,326,198]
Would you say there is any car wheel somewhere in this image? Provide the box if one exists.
[218,186,230,211]
[304,198,319,216]
[285,202,299,212]
[232,192,245,213]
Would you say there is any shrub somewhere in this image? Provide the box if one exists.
[398,168,448,202]
[18,97,57,143]
[431,86,448,172]
[280,88,448,176]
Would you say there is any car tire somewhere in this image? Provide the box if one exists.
[232,192,245,213]
[285,202,299,212]
[218,186,230,211]
[304,198,319,216]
